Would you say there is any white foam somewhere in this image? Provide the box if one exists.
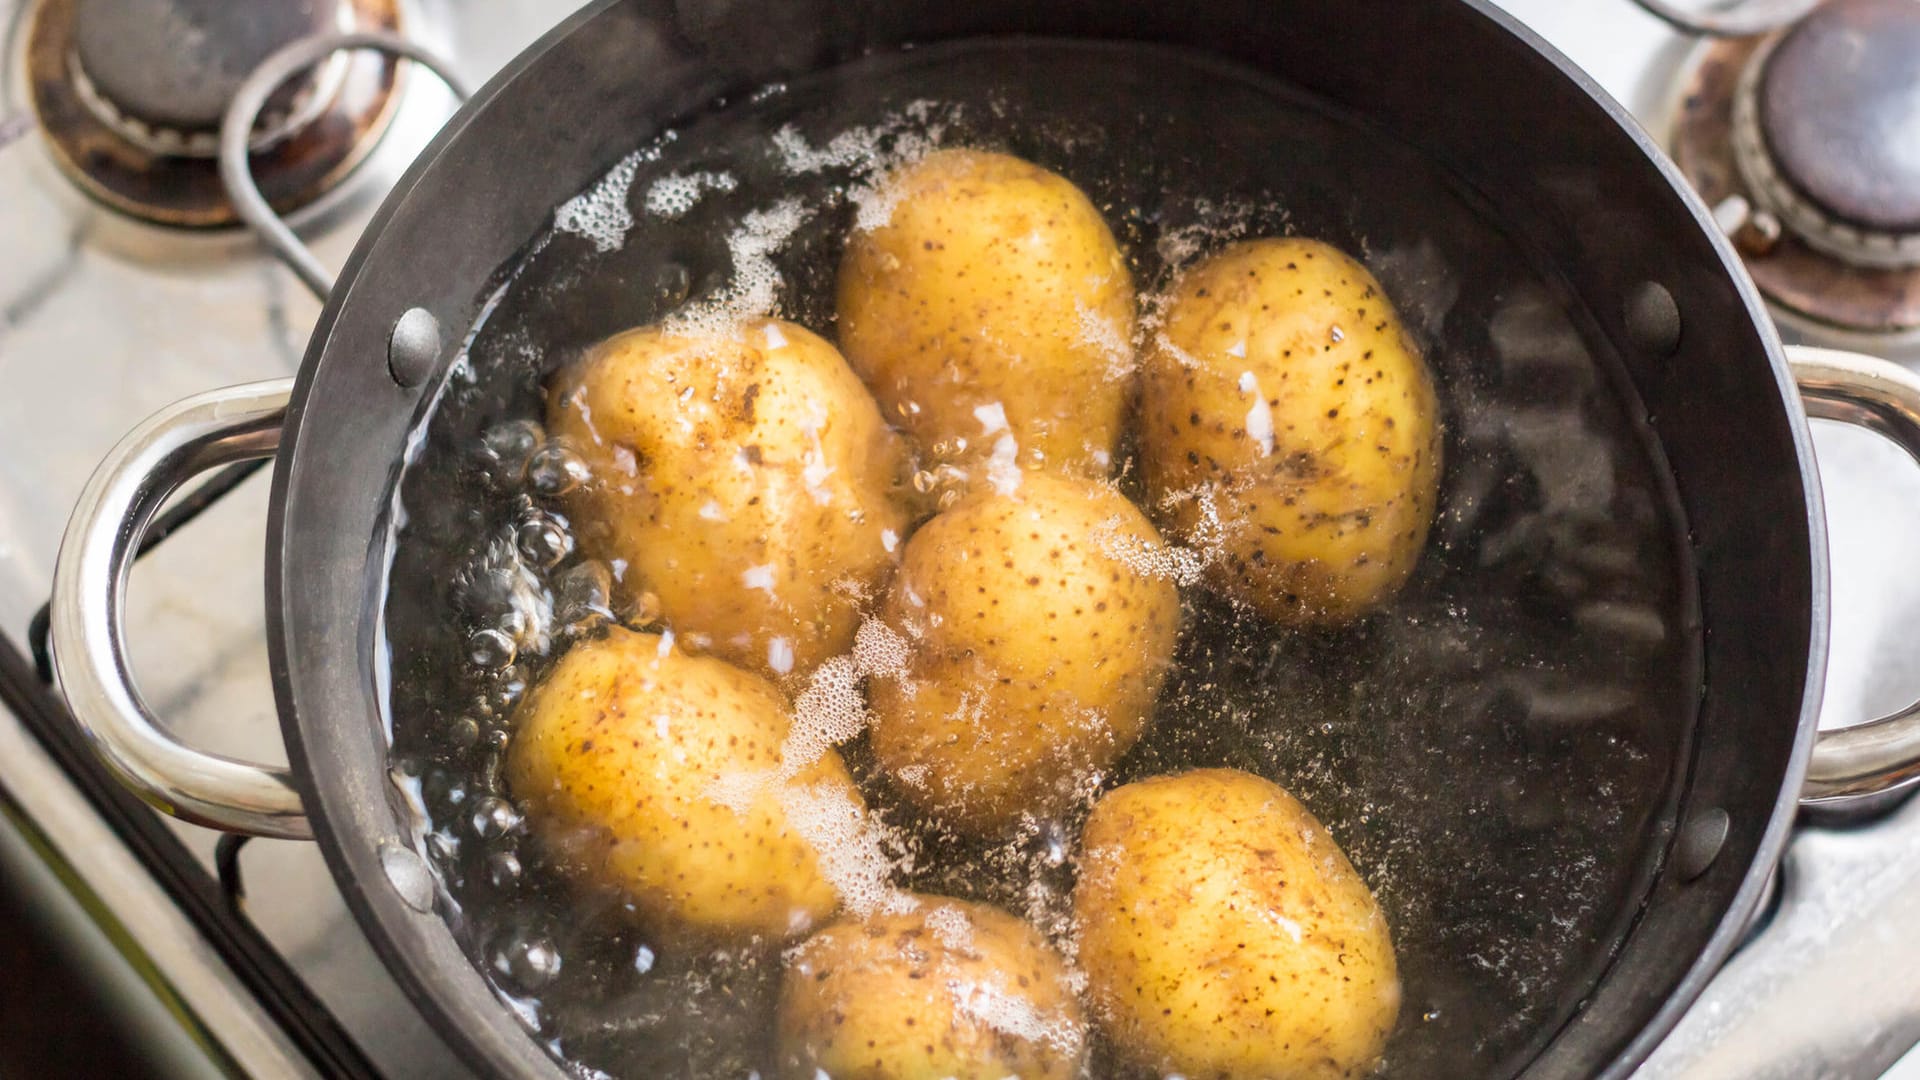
[925,905,976,955]
[1093,516,1205,586]
[1153,331,1202,371]
[665,198,812,339]
[1154,196,1258,269]
[984,434,1022,495]
[779,782,913,918]
[780,657,868,778]
[852,618,910,680]
[947,976,1085,1059]
[642,170,738,219]
[553,144,661,254]
[1239,370,1275,456]
[799,402,837,505]
[765,102,953,233]
[741,564,777,593]
[767,637,795,676]
[1075,303,1135,380]
[973,401,1009,435]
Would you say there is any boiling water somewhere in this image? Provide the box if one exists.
[382,40,1698,1080]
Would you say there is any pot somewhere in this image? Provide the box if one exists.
[45,0,1920,1076]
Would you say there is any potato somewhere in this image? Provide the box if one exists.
[1141,237,1441,623]
[868,471,1181,834]
[1073,768,1400,1079]
[777,895,1087,1080]
[506,627,862,940]
[837,148,1136,481]
[547,318,910,681]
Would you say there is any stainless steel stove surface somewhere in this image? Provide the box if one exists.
[2,1,1918,1077]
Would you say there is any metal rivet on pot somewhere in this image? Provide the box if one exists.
[378,838,435,912]
[387,307,441,388]
[1624,282,1682,357]
[1675,806,1731,882]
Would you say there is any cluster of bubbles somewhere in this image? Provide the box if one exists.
[397,414,691,1004]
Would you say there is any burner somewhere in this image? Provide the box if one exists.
[26,0,407,228]
[1672,0,1920,341]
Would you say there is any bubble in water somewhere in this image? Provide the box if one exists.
[469,628,517,670]
[478,420,545,482]
[447,716,481,750]
[485,667,529,716]
[652,262,692,308]
[471,796,523,840]
[528,444,591,496]
[553,144,658,253]
[425,830,459,864]
[1038,819,1070,867]
[642,170,739,219]
[491,930,563,992]
[486,849,524,888]
[553,560,615,633]
[516,514,574,569]
[631,590,663,626]
[421,768,467,815]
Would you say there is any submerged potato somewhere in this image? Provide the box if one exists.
[1141,237,1441,623]
[1074,768,1400,1079]
[868,472,1181,834]
[506,627,859,940]
[547,319,909,681]
[837,148,1136,480]
[777,895,1087,1080]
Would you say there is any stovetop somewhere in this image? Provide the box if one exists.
[2,1,1918,1077]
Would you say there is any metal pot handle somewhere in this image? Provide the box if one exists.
[49,379,310,840]
[1790,346,1920,805]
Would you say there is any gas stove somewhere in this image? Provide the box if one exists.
[1,1,1918,1077]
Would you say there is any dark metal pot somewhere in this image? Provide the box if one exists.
[45,0,1920,1076]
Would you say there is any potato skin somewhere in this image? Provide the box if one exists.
[1141,237,1441,623]
[868,472,1181,834]
[547,319,910,681]
[837,148,1136,480]
[506,627,858,940]
[777,895,1087,1080]
[1073,768,1400,1080]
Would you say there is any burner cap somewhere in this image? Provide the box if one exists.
[72,0,342,135]
[1672,18,1920,344]
[1759,0,1920,234]
[1737,0,1920,269]
[27,0,405,228]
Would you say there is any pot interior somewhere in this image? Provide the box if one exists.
[273,3,1819,1079]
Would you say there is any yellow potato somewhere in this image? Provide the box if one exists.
[547,319,910,681]
[868,472,1181,834]
[1074,768,1400,1079]
[506,627,860,940]
[1141,237,1442,623]
[837,148,1136,481]
[777,895,1087,1080]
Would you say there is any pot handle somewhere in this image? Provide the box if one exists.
[1791,346,1920,805]
[49,379,311,840]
